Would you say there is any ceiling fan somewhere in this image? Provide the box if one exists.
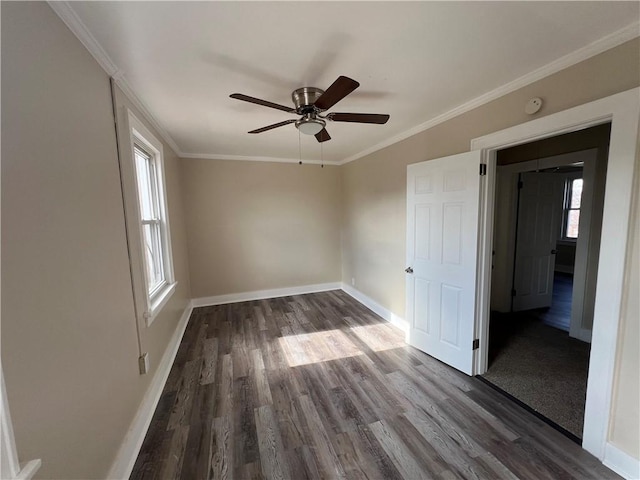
[230,76,390,143]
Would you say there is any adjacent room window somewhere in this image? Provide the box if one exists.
[125,111,176,325]
[562,178,583,239]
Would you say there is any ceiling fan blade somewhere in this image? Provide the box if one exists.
[314,76,360,110]
[315,128,331,143]
[230,93,295,113]
[329,113,390,124]
[248,119,297,134]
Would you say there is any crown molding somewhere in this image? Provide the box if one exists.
[339,21,640,165]
[47,1,184,158]
[113,78,183,156]
[47,1,120,77]
[180,152,340,166]
[48,1,638,167]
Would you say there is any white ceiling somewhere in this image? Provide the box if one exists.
[62,1,639,163]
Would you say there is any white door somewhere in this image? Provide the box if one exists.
[512,173,564,311]
[406,151,482,375]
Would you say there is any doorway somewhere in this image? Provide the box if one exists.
[471,88,639,461]
[405,88,638,463]
[481,124,610,440]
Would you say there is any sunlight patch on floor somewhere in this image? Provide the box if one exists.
[349,323,405,351]
[279,323,405,367]
[279,329,362,367]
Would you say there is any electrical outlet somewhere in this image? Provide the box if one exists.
[138,353,149,375]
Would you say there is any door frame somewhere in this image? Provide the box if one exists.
[471,87,640,461]
[494,149,598,338]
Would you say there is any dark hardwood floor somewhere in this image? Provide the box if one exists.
[131,290,618,480]
[542,272,573,332]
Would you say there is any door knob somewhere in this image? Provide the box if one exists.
[405,267,413,274]
[551,249,558,254]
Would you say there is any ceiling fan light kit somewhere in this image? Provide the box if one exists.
[230,76,390,143]
[296,115,326,135]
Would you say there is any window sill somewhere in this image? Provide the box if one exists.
[146,281,177,326]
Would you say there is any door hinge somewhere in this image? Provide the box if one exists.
[472,339,480,350]
[479,164,487,176]
[518,180,524,189]
[511,288,517,297]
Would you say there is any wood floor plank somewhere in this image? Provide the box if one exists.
[210,415,233,480]
[167,360,200,430]
[200,337,218,385]
[131,291,622,480]
[232,375,259,472]
[369,419,432,480]
[255,404,291,480]
[346,424,403,480]
[214,353,233,418]
[160,425,190,480]
[297,394,347,479]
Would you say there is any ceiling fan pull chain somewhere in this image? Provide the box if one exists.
[321,141,323,168]
[298,129,302,165]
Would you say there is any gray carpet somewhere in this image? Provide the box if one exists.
[482,314,590,438]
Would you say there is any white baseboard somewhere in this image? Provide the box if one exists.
[107,303,193,480]
[191,282,341,307]
[341,284,408,333]
[604,442,640,480]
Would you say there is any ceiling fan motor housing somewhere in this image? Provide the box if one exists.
[292,87,325,114]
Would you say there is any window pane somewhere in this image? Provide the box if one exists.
[570,179,583,209]
[142,223,164,293]
[566,209,580,238]
[134,147,155,220]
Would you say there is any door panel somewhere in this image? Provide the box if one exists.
[512,173,564,311]
[406,151,482,375]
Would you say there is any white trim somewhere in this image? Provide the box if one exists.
[47,1,183,157]
[121,109,177,327]
[475,152,496,368]
[604,443,640,480]
[341,284,408,333]
[107,303,193,480]
[47,1,638,166]
[14,460,42,480]
[1,366,41,480]
[340,22,639,165]
[1,368,21,480]
[46,1,120,77]
[498,150,593,174]
[1,366,42,480]
[471,87,640,462]
[179,152,340,166]
[115,79,183,157]
[146,281,177,327]
[191,282,341,307]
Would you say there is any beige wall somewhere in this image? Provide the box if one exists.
[181,159,341,298]
[341,38,640,457]
[1,3,191,479]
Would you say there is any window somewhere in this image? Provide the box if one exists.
[562,178,583,239]
[123,110,176,325]
[134,145,167,295]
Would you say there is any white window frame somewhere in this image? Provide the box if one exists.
[123,110,176,326]
[561,174,584,241]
